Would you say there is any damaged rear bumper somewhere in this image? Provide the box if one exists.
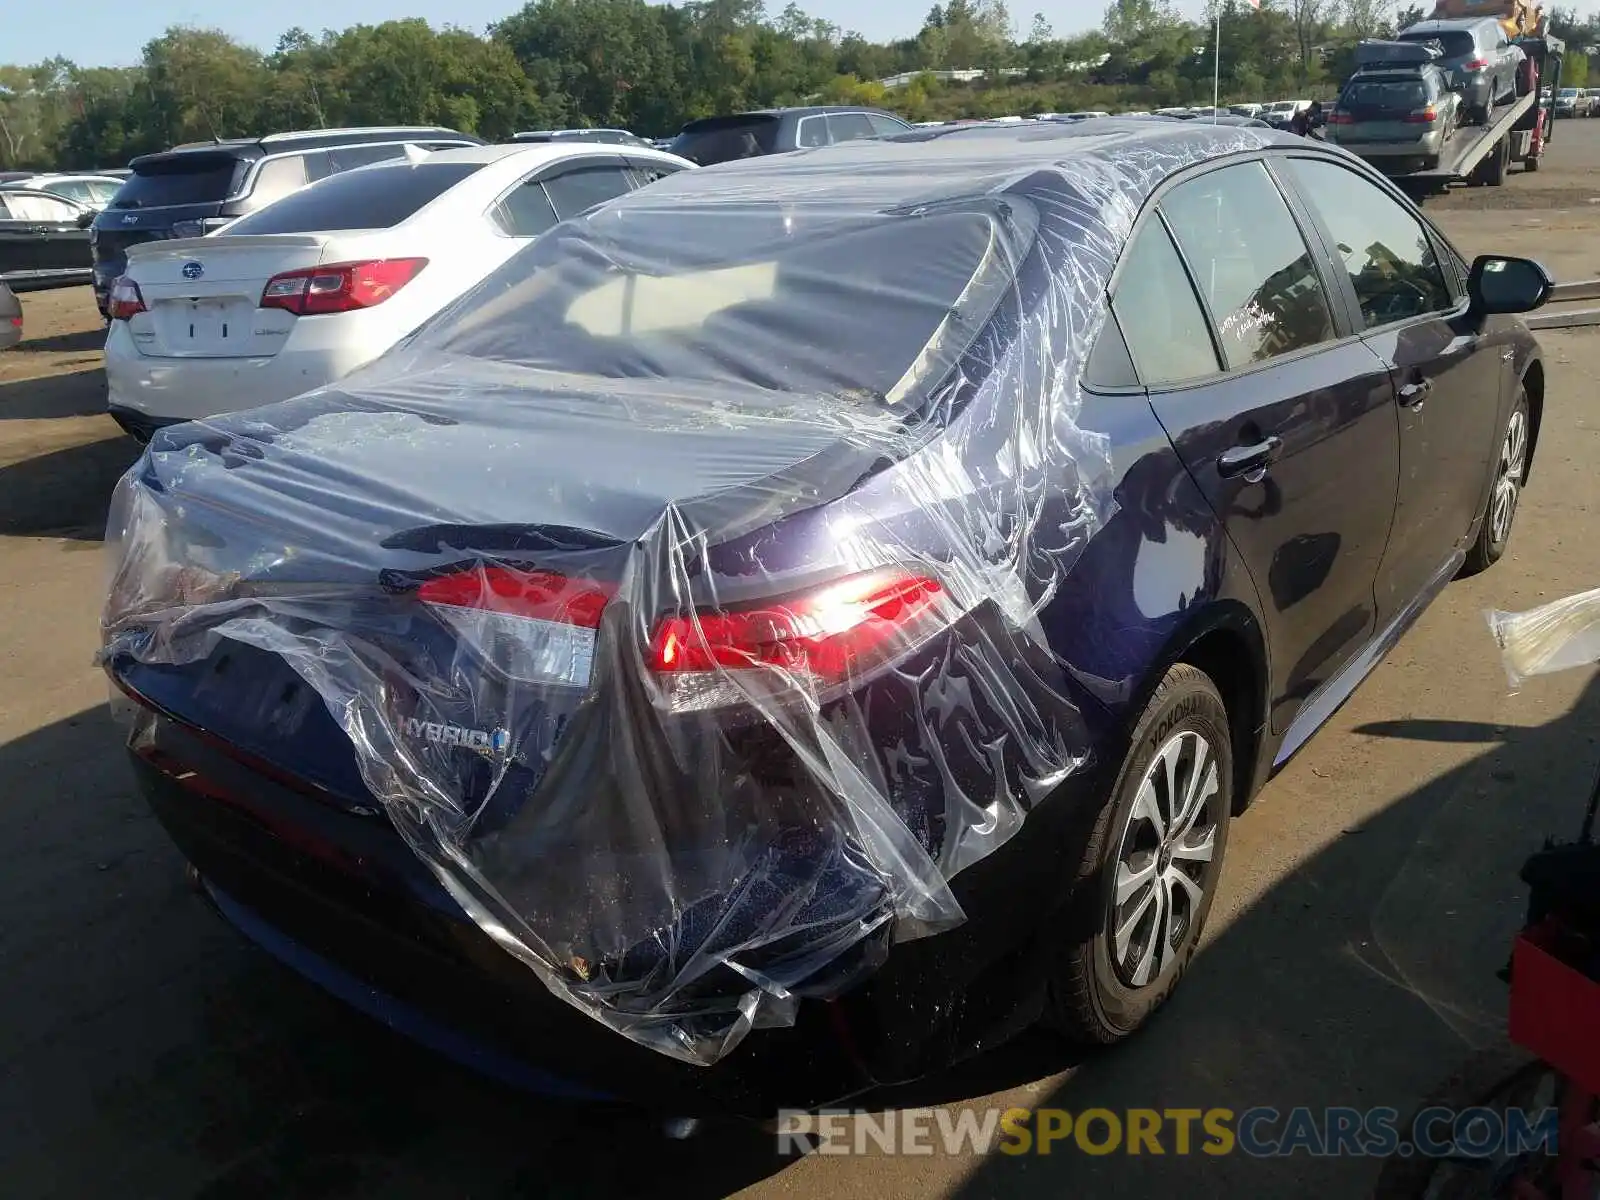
[125,703,1093,1114]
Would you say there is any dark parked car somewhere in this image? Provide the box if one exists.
[668,105,914,166]
[102,120,1549,1115]
[1397,17,1524,123]
[0,187,93,291]
[89,126,484,318]
[0,279,21,349]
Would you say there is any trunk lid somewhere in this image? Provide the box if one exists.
[110,370,893,821]
[124,234,333,359]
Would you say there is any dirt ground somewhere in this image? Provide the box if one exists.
[4,125,1600,1199]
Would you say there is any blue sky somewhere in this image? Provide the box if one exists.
[11,0,1119,67]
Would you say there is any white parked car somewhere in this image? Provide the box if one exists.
[1,173,124,209]
[104,143,695,440]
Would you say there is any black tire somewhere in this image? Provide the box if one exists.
[1372,1041,1559,1199]
[1485,136,1509,187]
[1043,663,1233,1043]
[1461,386,1530,577]
[1524,151,1541,172]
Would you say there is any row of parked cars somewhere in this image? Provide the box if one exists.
[9,104,1567,1109]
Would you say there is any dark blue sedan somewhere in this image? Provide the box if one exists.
[101,119,1550,1115]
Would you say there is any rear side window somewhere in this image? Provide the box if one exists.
[670,117,780,165]
[326,143,411,173]
[492,179,560,238]
[248,156,310,207]
[868,114,910,137]
[797,116,829,147]
[1403,30,1476,57]
[222,162,485,234]
[1281,157,1454,327]
[110,156,243,209]
[1159,161,1337,369]
[827,112,877,143]
[1109,219,1221,386]
[542,167,633,220]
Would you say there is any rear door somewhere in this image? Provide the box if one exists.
[1277,154,1505,626]
[0,195,38,274]
[1130,158,1401,735]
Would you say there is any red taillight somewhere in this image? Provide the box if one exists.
[260,257,428,316]
[1465,57,1489,70]
[1403,106,1440,124]
[108,276,146,321]
[647,570,948,690]
[417,566,612,628]
[1327,111,1354,124]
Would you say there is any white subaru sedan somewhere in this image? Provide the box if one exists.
[104,142,694,441]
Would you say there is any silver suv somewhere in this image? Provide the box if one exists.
[1396,17,1524,124]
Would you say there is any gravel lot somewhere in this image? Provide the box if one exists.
[3,124,1600,1199]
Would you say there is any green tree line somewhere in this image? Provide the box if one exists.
[2,0,1597,170]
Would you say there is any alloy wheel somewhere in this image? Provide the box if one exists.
[1490,407,1528,546]
[1108,730,1222,988]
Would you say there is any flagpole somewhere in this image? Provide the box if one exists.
[1213,5,1222,122]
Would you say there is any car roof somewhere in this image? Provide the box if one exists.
[1403,17,1496,33]
[633,119,1301,216]
[130,127,483,170]
[411,143,690,169]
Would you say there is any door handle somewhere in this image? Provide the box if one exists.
[1217,435,1283,482]
[1398,378,1432,409]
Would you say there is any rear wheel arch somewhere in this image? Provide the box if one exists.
[1125,604,1269,818]
[1520,357,1543,485]
[1177,622,1268,816]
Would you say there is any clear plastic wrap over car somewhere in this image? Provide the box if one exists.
[99,125,1270,1065]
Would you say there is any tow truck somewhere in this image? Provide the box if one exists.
[1400,32,1564,191]
[1332,0,1564,194]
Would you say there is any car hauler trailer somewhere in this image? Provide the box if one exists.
[1385,33,1562,192]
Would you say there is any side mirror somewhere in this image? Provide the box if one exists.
[76,210,95,229]
[1467,254,1554,315]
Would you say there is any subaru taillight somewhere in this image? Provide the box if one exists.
[1403,106,1441,123]
[646,568,953,711]
[108,276,146,321]
[259,257,428,316]
[415,565,614,688]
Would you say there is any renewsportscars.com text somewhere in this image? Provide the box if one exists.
[775,1105,1560,1158]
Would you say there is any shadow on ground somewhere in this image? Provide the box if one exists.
[0,364,107,420]
[18,327,106,354]
[3,678,1596,1198]
[0,434,138,539]
[948,677,1600,1199]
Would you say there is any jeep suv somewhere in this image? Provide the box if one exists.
[90,126,484,318]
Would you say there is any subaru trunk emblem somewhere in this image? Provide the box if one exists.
[181,261,204,281]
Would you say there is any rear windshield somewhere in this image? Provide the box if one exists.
[110,154,244,209]
[1343,79,1432,110]
[1401,30,1476,57]
[222,162,486,234]
[415,199,1033,409]
[669,117,780,166]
